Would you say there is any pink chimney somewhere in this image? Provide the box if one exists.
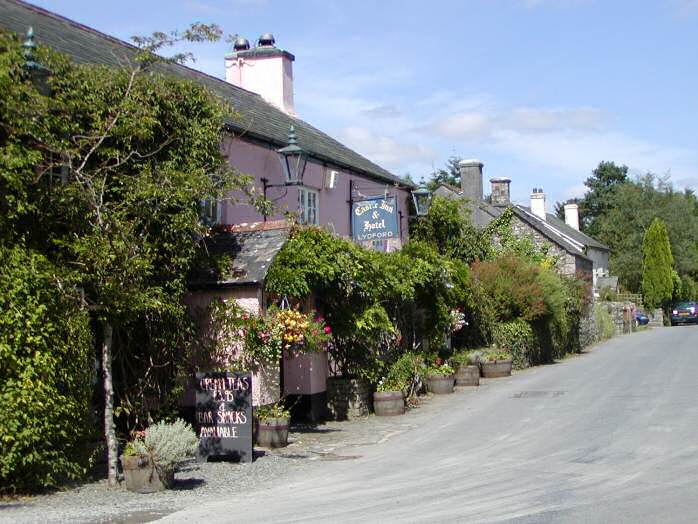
[225,33,296,116]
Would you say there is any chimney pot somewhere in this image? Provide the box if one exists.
[257,33,276,47]
[232,36,250,51]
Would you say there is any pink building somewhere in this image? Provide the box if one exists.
[0,2,416,418]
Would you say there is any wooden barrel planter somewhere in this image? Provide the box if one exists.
[481,359,512,378]
[121,455,174,493]
[256,417,290,448]
[455,365,480,386]
[426,374,455,394]
[373,391,405,416]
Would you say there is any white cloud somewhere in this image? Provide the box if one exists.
[338,126,434,170]
[425,105,605,140]
[428,112,492,139]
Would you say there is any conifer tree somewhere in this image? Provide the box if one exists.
[641,218,674,309]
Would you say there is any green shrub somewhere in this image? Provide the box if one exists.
[125,419,198,471]
[451,350,484,368]
[491,320,538,369]
[481,349,512,362]
[255,401,291,422]
[265,228,466,381]
[378,352,425,399]
[0,246,94,492]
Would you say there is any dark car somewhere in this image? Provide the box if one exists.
[635,311,650,326]
[670,301,698,326]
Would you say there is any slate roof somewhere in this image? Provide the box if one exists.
[544,213,609,251]
[0,0,407,187]
[191,225,289,287]
[511,205,591,261]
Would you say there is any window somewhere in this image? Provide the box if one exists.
[297,187,319,225]
[200,198,222,226]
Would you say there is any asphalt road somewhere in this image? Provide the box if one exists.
[159,326,698,524]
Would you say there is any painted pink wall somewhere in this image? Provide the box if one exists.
[220,136,412,245]
[183,288,280,407]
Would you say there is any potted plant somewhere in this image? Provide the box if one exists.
[255,401,291,448]
[373,377,405,416]
[425,357,455,394]
[452,350,482,386]
[121,419,198,493]
[480,349,513,378]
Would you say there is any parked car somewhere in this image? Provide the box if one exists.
[670,301,698,326]
[635,310,649,326]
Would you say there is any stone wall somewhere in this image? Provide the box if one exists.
[579,305,596,349]
[326,377,371,421]
[597,301,636,337]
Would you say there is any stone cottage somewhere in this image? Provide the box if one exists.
[434,159,610,286]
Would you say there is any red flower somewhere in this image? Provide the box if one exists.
[324,326,332,334]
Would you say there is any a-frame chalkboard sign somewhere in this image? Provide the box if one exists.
[195,371,253,463]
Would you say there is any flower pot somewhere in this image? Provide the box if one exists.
[373,391,405,416]
[455,364,480,386]
[481,359,512,378]
[121,455,174,493]
[256,416,290,448]
[426,374,455,394]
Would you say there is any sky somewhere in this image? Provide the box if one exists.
[31,0,698,208]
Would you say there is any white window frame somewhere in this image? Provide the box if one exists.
[297,187,319,225]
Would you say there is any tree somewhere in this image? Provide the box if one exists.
[584,172,698,293]
[642,218,674,309]
[410,196,485,263]
[427,156,461,191]
[578,161,629,235]
[0,27,252,486]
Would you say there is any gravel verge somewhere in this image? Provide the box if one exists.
[0,384,492,524]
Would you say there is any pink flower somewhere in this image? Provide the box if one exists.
[436,357,443,366]
[324,326,332,334]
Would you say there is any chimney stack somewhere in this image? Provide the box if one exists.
[490,177,511,206]
[530,188,547,220]
[459,159,483,202]
[225,33,296,116]
[564,202,580,230]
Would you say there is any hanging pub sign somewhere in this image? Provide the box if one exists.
[195,371,253,463]
[351,196,399,248]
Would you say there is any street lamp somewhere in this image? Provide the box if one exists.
[276,125,307,185]
[411,186,432,217]
[261,125,309,221]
